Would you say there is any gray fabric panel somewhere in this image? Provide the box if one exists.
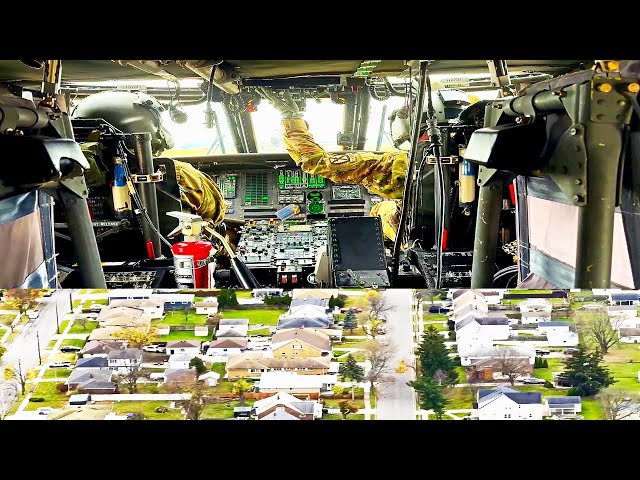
[38,191,58,288]
[14,261,49,288]
[0,190,38,222]
[528,248,576,288]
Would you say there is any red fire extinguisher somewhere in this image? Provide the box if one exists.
[167,212,215,289]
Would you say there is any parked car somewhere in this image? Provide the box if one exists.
[519,377,546,385]
[60,346,82,353]
[340,307,363,314]
[36,407,55,415]
[428,306,449,314]
[89,304,105,312]
[143,345,166,353]
[27,311,39,320]
[535,349,551,356]
[50,361,72,368]
[84,313,99,319]
[563,348,579,355]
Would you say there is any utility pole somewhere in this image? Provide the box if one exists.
[36,331,42,365]
[69,290,73,314]
[54,302,60,335]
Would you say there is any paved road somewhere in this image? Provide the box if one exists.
[0,290,73,401]
[375,289,416,420]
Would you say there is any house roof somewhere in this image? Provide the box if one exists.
[216,329,247,338]
[107,348,143,360]
[199,371,221,380]
[546,396,582,405]
[277,317,334,330]
[538,322,570,327]
[219,319,249,326]
[77,380,117,390]
[169,353,195,362]
[257,372,337,389]
[67,369,112,385]
[620,328,640,337]
[208,338,248,349]
[290,297,328,308]
[253,391,303,410]
[478,386,541,406]
[452,289,485,300]
[466,345,536,359]
[610,292,639,301]
[194,302,218,308]
[76,357,108,368]
[98,305,147,321]
[271,328,331,351]
[261,410,301,420]
[291,289,337,301]
[471,358,531,371]
[80,340,127,355]
[164,368,197,382]
[109,299,164,309]
[166,340,201,348]
[476,316,509,326]
[226,352,331,370]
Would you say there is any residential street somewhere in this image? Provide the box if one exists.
[0,290,73,407]
[375,289,416,420]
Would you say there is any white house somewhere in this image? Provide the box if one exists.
[537,322,571,335]
[256,372,337,395]
[518,299,552,324]
[149,293,195,310]
[205,338,248,359]
[195,301,218,315]
[107,299,164,319]
[546,330,579,347]
[252,392,323,420]
[198,371,220,387]
[455,316,510,341]
[217,318,249,337]
[456,334,494,356]
[460,345,536,367]
[474,386,543,420]
[165,340,201,356]
[452,291,489,318]
[609,291,640,306]
[194,325,209,337]
[608,305,638,318]
[168,353,195,370]
[544,396,582,417]
[107,289,151,303]
[453,308,489,325]
[620,328,640,344]
[106,349,142,373]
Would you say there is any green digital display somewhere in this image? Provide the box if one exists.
[214,174,237,199]
[277,168,326,189]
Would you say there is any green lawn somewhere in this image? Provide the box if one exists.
[605,363,640,391]
[46,340,57,350]
[210,380,234,394]
[111,401,185,420]
[236,291,253,299]
[72,299,83,309]
[423,322,449,332]
[455,366,467,383]
[155,311,208,326]
[134,384,159,394]
[332,350,349,358]
[201,399,255,419]
[533,358,564,382]
[322,398,365,409]
[321,414,365,420]
[68,321,98,334]
[423,313,448,322]
[581,398,605,420]
[336,340,367,349]
[23,382,68,410]
[220,309,286,326]
[158,330,210,342]
[48,352,77,363]
[61,339,87,348]
[336,351,366,362]
[42,368,72,379]
[211,362,226,377]
[247,328,271,337]
[58,320,69,332]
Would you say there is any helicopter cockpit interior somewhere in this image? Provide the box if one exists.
[1,59,638,291]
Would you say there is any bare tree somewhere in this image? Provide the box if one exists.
[112,357,145,394]
[576,310,621,354]
[497,349,530,386]
[164,380,210,420]
[3,360,36,395]
[596,390,640,420]
[362,339,397,391]
[74,316,88,330]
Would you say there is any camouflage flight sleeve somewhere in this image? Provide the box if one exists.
[173,160,226,225]
[282,118,408,199]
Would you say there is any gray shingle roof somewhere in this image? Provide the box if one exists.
[610,292,639,301]
[77,380,117,390]
[166,340,201,348]
[76,357,108,368]
[476,316,509,326]
[277,317,333,329]
[478,387,541,405]
[219,319,249,326]
[107,348,143,360]
[290,298,327,307]
[538,322,571,327]
[546,396,581,405]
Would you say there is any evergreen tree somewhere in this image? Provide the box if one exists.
[343,309,358,333]
[339,354,365,393]
[542,358,549,368]
[416,326,458,387]
[558,343,616,396]
[409,376,448,419]
[328,295,336,308]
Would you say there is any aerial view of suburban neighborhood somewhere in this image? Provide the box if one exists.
[0,287,639,420]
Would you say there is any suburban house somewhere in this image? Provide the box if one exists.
[452,290,490,315]
[75,357,109,369]
[107,299,164,318]
[253,288,284,298]
[97,306,153,331]
[149,293,195,310]
[537,322,571,335]
[271,328,332,358]
[537,322,580,346]
[256,371,337,396]
[473,386,543,420]
[291,289,337,302]
[88,326,129,341]
[163,368,197,385]
[456,333,494,356]
[609,291,640,306]
[467,358,533,382]
[226,352,332,379]
[252,392,323,420]
[608,304,638,318]
[166,340,201,356]
[460,345,536,367]
[277,298,334,330]
[195,299,219,315]
[544,396,582,417]
[106,348,143,373]
[205,338,248,358]
[80,340,127,358]
[455,316,510,341]
[168,353,195,369]
[66,369,115,392]
[518,299,552,323]
[216,319,249,338]
[198,371,221,387]
[194,325,209,337]
[614,316,640,329]
[620,328,640,343]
